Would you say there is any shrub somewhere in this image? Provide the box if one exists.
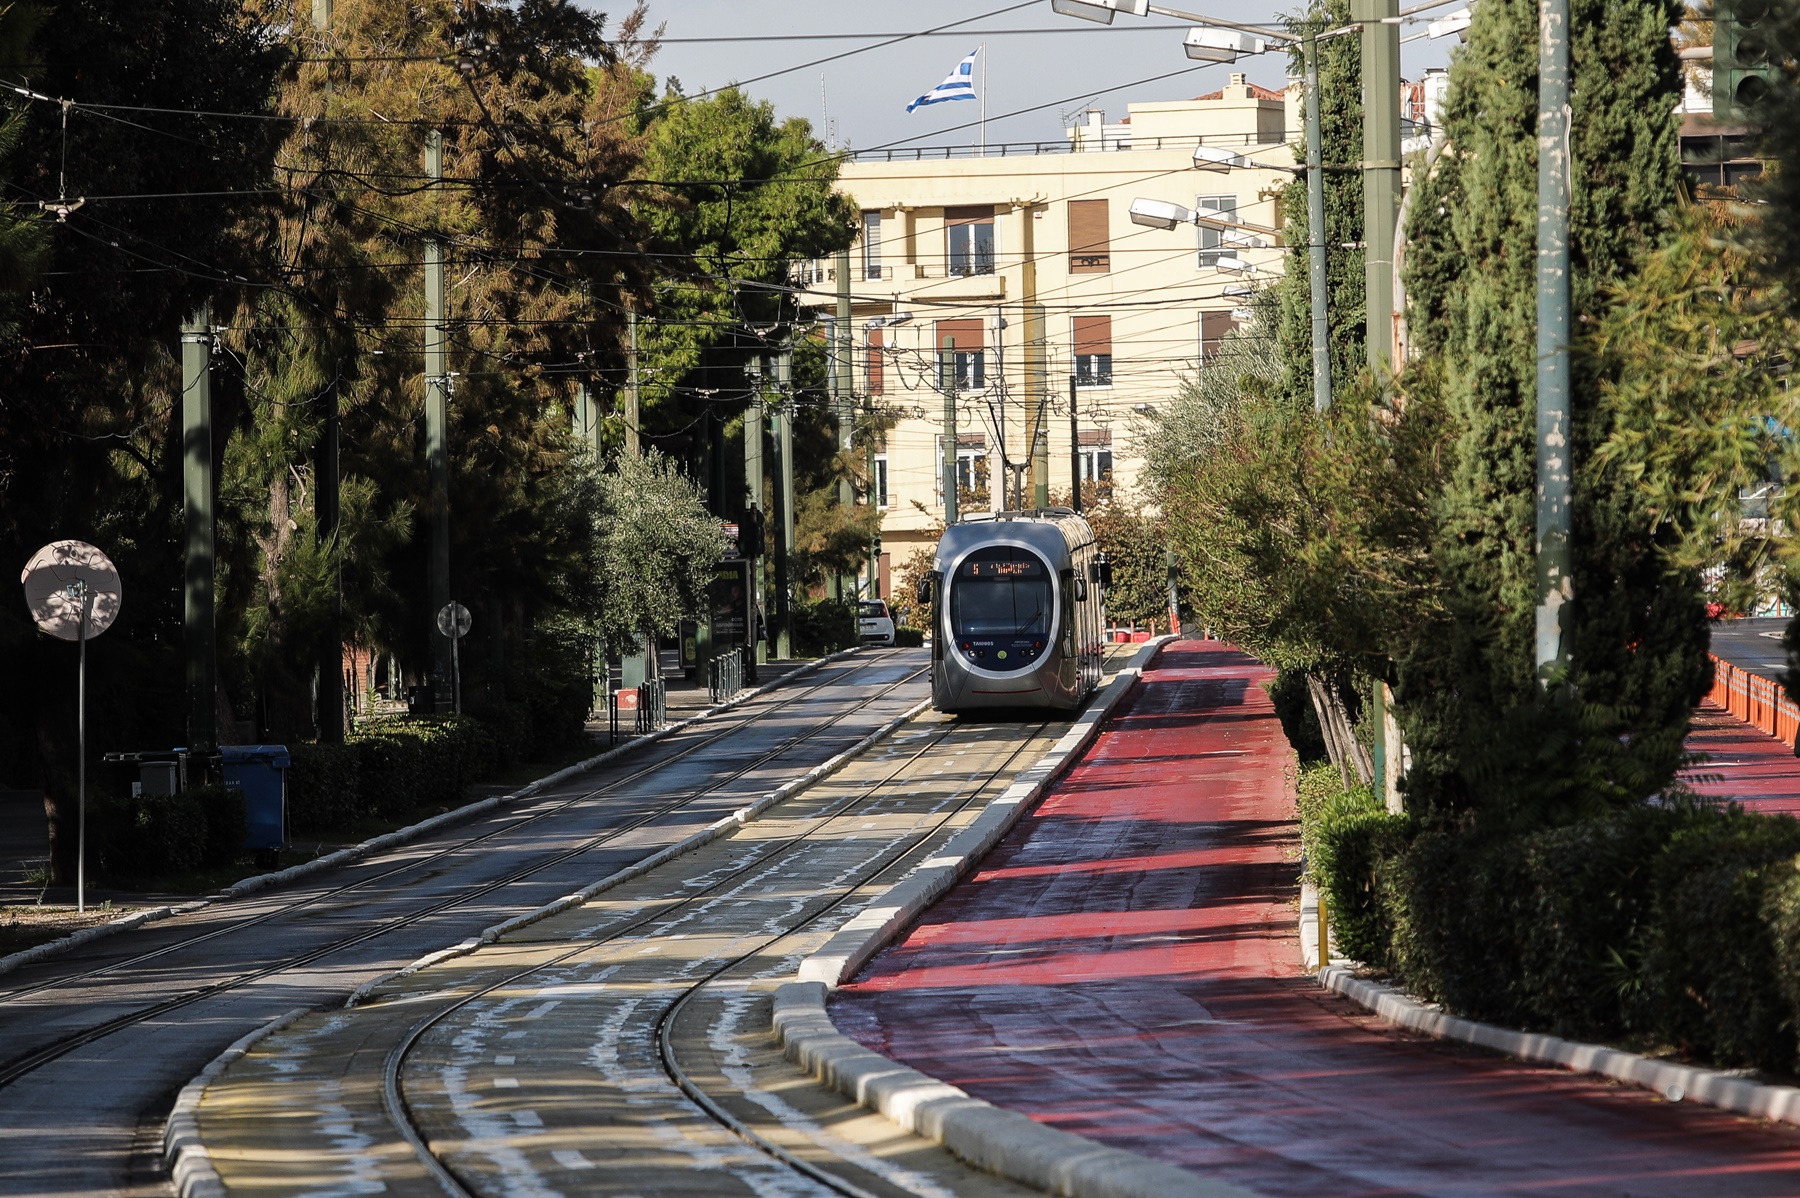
[894,627,925,648]
[1641,808,1800,1070]
[794,598,857,657]
[191,784,247,868]
[287,742,362,833]
[1300,771,1413,966]
[351,725,423,817]
[98,791,206,878]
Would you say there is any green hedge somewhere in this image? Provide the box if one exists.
[1300,767,1800,1071]
[97,790,208,878]
[894,627,925,648]
[795,598,858,657]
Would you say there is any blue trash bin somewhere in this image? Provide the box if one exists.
[220,745,290,853]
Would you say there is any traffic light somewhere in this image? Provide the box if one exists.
[1715,0,1777,124]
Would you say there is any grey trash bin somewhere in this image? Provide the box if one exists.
[220,745,290,853]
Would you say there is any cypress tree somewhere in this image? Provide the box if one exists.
[1398,0,1709,824]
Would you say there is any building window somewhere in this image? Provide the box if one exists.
[1078,430,1114,486]
[1073,315,1113,387]
[862,211,883,281]
[1196,194,1238,267]
[1199,310,1239,360]
[1068,199,1110,274]
[872,453,889,508]
[946,205,996,277]
[935,318,986,390]
[937,435,989,506]
[866,327,884,395]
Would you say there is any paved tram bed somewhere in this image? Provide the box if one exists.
[829,637,1800,1197]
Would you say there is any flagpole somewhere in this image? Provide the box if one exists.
[979,44,987,157]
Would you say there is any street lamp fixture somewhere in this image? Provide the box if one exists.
[1193,145,1255,172]
[1215,255,1253,274]
[1427,8,1473,40]
[1221,283,1256,298]
[1128,197,1191,230]
[1129,197,1278,243]
[1049,0,1148,23]
[1184,26,1266,61]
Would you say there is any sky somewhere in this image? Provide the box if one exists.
[594,1,1462,154]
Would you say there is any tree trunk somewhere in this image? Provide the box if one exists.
[1307,672,1373,790]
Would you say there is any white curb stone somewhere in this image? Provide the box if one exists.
[164,1006,310,1198]
[1302,868,1800,1126]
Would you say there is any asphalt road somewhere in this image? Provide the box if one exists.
[1710,615,1790,678]
[0,651,926,1198]
[190,712,1066,1198]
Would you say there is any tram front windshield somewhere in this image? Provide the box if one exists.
[949,546,1053,672]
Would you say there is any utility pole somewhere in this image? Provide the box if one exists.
[424,128,452,711]
[312,0,343,741]
[1536,0,1572,686]
[744,368,767,666]
[942,336,959,526]
[1356,0,1402,374]
[1304,31,1334,415]
[1069,375,1082,514]
[773,345,796,658]
[181,307,217,753]
[625,309,641,458]
[834,247,854,599]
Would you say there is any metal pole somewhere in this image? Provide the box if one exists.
[181,306,217,752]
[1069,375,1082,513]
[76,587,91,915]
[1304,32,1334,414]
[625,310,641,458]
[1356,0,1401,374]
[745,387,766,666]
[451,628,461,716]
[775,346,795,659]
[835,249,855,599]
[1536,0,1572,685]
[424,129,452,709]
[942,336,959,526]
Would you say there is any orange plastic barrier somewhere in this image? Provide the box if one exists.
[1708,654,1800,747]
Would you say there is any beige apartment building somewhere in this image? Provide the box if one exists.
[807,74,1300,589]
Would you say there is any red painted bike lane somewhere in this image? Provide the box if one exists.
[831,638,1800,1197]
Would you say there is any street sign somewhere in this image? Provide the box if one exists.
[21,539,121,916]
[21,540,121,641]
[437,601,472,639]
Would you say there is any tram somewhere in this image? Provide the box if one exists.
[916,509,1110,713]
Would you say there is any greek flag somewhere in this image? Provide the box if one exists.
[906,48,979,113]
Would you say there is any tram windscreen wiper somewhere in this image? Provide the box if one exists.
[1018,600,1046,633]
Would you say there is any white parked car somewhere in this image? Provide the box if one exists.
[858,599,896,646]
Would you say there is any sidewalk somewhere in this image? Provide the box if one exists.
[1682,699,1800,815]
[829,638,1800,1197]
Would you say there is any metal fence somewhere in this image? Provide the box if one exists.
[608,673,669,744]
[707,647,746,705]
[1707,653,1799,747]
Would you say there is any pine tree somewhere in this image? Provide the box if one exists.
[1398,0,1708,824]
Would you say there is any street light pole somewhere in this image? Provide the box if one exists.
[1303,31,1333,414]
[1355,0,1402,374]
[1536,0,1573,686]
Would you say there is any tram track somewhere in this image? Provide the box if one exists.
[221,716,1061,1198]
[0,655,926,1097]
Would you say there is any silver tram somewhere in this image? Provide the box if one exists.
[916,509,1110,713]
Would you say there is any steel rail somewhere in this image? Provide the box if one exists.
[0,660,928,1090]
[0,652,915,1007]
[380,719,1044,1198]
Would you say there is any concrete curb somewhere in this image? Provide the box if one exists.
[0,649,867,981]
[163,1006,310,1198]
[772,639,1260,1198]
[343,694,933,1008]
[796,639,1166,989]
[1300,866,1800,1126]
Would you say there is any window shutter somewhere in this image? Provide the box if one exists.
[944,205,994,227]
[1200,310,1238,357]
[1073,315,1112,356]
[1068,200,1110,273]
[934,318,985,352]
[867,328,884,395]
[862,212,882,280]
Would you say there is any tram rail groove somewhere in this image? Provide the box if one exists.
[343,696,934,1008]
[173,709,1049,1198]
[0,655,925,1093]
[0,646,867,984]
[0,650,908,1010]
